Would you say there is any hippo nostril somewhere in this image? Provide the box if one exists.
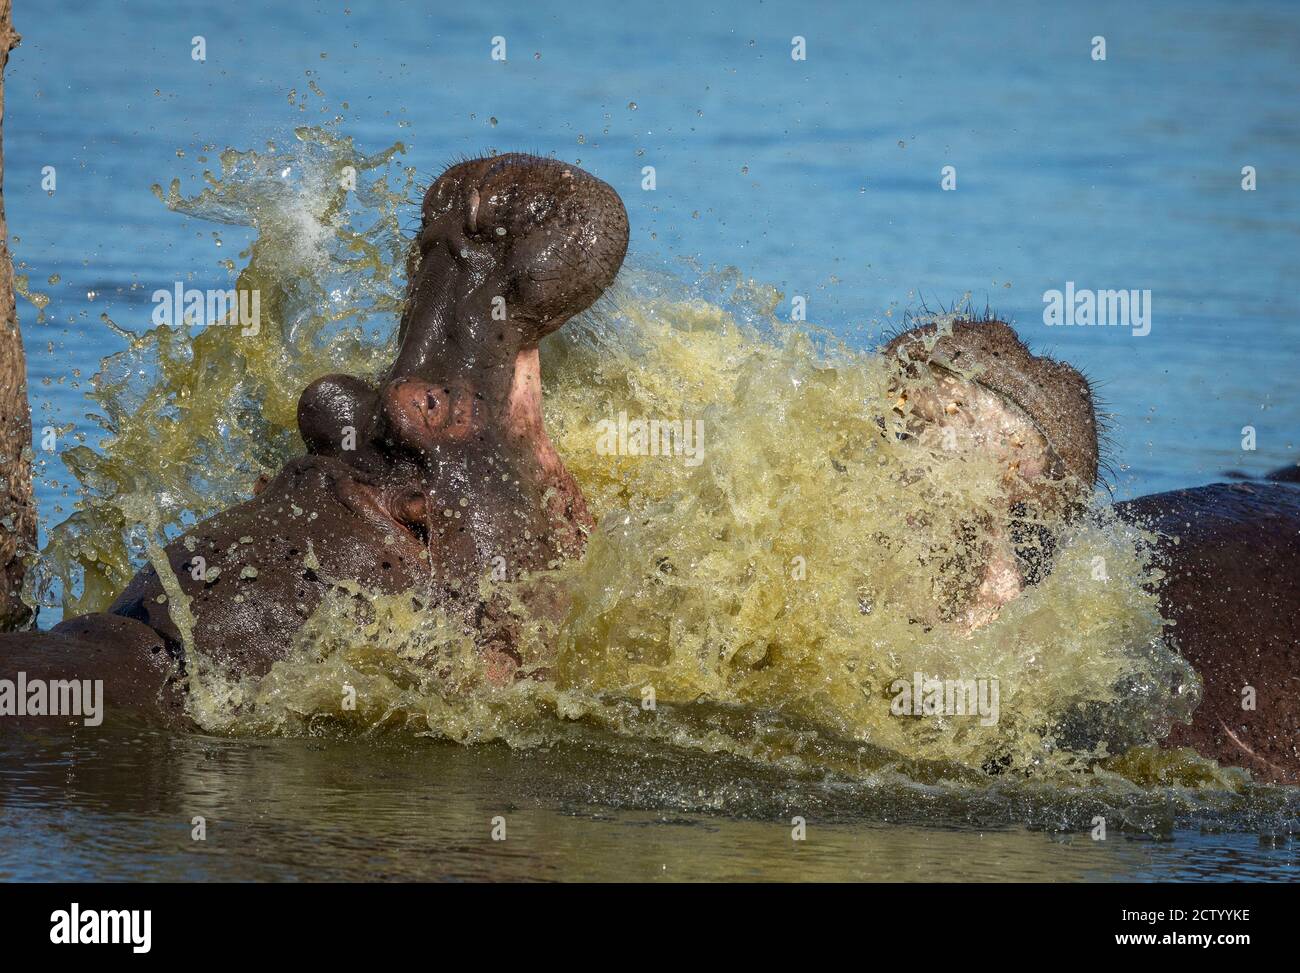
[465,188,480,235]
[426,391,439,412]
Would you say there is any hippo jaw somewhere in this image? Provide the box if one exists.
[882,319,1101,630]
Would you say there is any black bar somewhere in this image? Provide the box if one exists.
[0,882,1288,957]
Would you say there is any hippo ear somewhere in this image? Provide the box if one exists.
[298,374,379,457]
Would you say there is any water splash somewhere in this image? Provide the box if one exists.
[34,127,1241,803]
[32,128,412,616]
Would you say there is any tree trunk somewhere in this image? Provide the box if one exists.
[0,0,34,630]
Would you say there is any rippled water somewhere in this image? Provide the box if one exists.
[2,719,1296,882]
[3,0,1299,880]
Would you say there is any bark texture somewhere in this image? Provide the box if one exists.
[0,0,34,630]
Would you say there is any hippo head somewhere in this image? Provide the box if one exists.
[295,154,628,577]
[301,153,628,460]
[880,319,1100,629]
[110,155,628,683]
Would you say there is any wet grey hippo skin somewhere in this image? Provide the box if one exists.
[2,164,1296,784]
[1115,483,1299,784]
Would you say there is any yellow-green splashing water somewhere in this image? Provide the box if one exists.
[32,128,1274,813]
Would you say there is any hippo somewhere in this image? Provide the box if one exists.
[1,154,1296,783]
[882,322,1299,783]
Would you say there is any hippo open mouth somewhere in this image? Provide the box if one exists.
[105,153,629,682]
[879,319,1100,630]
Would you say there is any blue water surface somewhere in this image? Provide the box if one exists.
[9,0,1299,527]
